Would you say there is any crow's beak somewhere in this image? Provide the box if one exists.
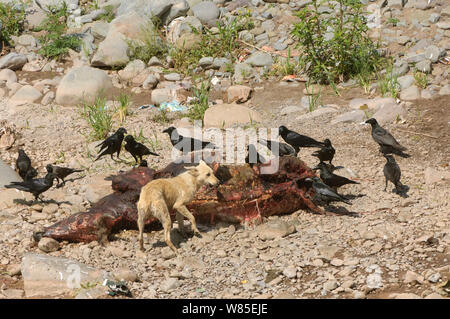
[312,166,320,170]
[162,128,169,133]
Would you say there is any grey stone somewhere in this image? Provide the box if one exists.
[400,85,421,101]
[397,75,415,90]
[203,103,262,128]
[85,174,112,203]
[0,53,27,70]
[143,74,159,89]
[0,158,21,189]
[38,238,60,253]
[164,73,181,81]
[21,252,111,298]
[55,66,112,106]
[90,20,110,40]
[323,280,339,291]
[424,45,445,63]
[415,60,432,74]
[438,84,450,95]
[0,69,17,83]
[392,60,410,77]
[366,273,383,289]
[233,63,254,83]
[429,13,440,24]
[256,221,296,240]
[160,277,180,292]
[36,0,79,10]
[282,266,297,279]
[331,110,366,124]
[261,20,276,32]
[8,85,42,106]
[118,60,147,82]
[41,91,55,106]
[192,1,220,24]
[436,21,450,30]
[245,51,273,67]
[91,34,129,67]
[405,53,426,64]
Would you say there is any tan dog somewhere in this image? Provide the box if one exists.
[137,160,219,252]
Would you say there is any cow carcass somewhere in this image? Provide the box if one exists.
[34,154,321,243]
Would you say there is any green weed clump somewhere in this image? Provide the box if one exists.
[0,1,26,46]
[36,2,82,60]
[291,0,384,86]
[80,95,113,141]
[188,80,210,122]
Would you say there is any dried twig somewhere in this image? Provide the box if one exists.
[394,128,439,139]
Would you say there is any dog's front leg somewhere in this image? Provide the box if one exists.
[174,204,202,238]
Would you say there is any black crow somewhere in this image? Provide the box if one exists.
[46,164,83,187]
[163,126,215,154]
[95,127,127,161]
[245,144,267,167]
[258,139,297,157]
[5,171,57,202]
[379,144,411,158]
[305,177,352,205]
[312,162,360,189]
[383,154,403,193]
[278,125,324,154]
[124,135,159,164]
[312,138,335,164]
[16,149,34,180]
[139,160,148,167]
[365,118,407,153]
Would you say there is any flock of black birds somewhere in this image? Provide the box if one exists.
[5,118,408,207]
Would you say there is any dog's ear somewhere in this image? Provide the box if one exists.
[184,166,199,177]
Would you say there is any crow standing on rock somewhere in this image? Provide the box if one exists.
[313,162,360,189]
[278,125,324,155]
[5,166,57,202]
[163,126,215,154]
[124,135,159,164]
[365,118,409,156]
[312,138,335,164]
[383,154,404,193]
[304,177,352,206]
[95,127,127,161]
[46,164,83,187]
[258,139,297,157]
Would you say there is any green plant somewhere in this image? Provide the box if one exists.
[269,49,302,77]
[113,93,131,124]
[97,5,115,23]
[152,109,170,125]
[127,21,168,64]
[170,12,252,75]
[80,95,113,140]
[414,71,428,89]
[386,17,400,26]
[0,1,26,46]
[36,2,82,60]
[305,80,322,112]
[188,80,210,122]
[378,64,400,98]
[291,0,383,85]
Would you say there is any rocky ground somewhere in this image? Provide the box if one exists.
[0,0,449,299]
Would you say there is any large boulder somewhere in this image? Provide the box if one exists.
[21,253,112,298]
[8,85,42,106]
[116,0,189,24]
[55,66,112,106]
[167,16,202,44]
[0,159,21,189]
[91,11,158,68]
[0,53,27,71]
[203,103,263,128]
[91,34,129,68]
